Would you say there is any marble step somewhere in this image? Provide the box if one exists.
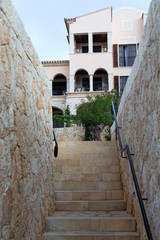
[55,200,126,211]
[44,232,139,240]
[55,190,123,201]
[55,173,121,182]
[55,181,122,191]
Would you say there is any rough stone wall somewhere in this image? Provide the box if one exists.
[113,0,160,239]
[0,1,54,239]
[55,126,109,142]
[55,126,85,141]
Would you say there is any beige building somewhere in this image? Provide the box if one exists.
[42,7,147,127]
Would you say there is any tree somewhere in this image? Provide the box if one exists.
[76,93,116,140]
[53,91,120,140]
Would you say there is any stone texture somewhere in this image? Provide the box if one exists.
[54,125,110,142]
[111,0,160,239]
[44,141,139,240]
[55,126,85,142]
[0,0,54,239]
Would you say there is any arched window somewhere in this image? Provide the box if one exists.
[74,69,89,92]
[93,69,108,91]
[52,74,67,96]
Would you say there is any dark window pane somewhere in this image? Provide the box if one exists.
[82,46,88,53]
[120,76,128,95]
[52,82,66,95]
[82,78,89,91]
[119,44,137,67]
[93,46,101,52]
[93,77,102,91]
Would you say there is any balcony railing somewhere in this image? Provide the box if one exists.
[75,47,108,54]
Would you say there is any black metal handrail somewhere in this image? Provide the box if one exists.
[53,128,58,158]
[111,101,153,240]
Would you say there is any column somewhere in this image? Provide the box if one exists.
[69,34,75,54]
[107,32,112,53]
[88,33,93,53]
[69,75,75,92]
[67,79,70,92]
[108,74,113,91]
[89,74,93,92]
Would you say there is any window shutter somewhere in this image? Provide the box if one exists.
[113,44,118,67]
[114,76,119,93]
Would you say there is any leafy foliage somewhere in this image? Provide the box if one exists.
[76,93,116,140]
[53,91,120,140]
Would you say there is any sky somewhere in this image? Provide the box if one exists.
[11,0,152,61]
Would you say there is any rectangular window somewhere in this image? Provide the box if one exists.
[119,44,136,67]
[120,76,128,95]
[82,46,88,53]
[93,46,102,52]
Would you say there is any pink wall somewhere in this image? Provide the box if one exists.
[112,8,144,44]
[70,8,112,34]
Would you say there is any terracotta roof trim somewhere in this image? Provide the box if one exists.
[42,60,69,65]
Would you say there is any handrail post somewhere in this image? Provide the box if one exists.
[53,128,58,158]
[111,101,123,151]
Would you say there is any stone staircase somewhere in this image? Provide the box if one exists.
[43,141,139,240]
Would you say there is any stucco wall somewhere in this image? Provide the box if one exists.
[113,0,160,239]
[0,1,54,239]
[43,62,69,80]
[70,7,112,34]
[70,52,113,76]
[112,8,144,44]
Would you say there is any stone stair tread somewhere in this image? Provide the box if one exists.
[55,181,122,190]
[44,231,139,236]
[58,141,117,146]
[44,141,139,239]
[55,190,123,192]
[56,200,125,203]
[55,181,121,183]
[48,210,134,218]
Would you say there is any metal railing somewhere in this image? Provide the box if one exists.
[111,101,153,240]
[53,128,58,158]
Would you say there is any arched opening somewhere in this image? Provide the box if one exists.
[74,69,89,92]
[52,74,67,96]
[52,107,64,128]
[93,69,108,91]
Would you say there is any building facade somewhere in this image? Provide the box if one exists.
[42,7,147,125]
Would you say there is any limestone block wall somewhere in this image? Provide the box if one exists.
[0,0,54,239]
[113,0,160,239]
[55,126,85,142]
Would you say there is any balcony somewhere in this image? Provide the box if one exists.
[74,68,108,92]
[74,33,108,54]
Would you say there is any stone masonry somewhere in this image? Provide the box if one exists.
[0,0,54,239]
[55,126,85,142]
[112,0,160,239]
